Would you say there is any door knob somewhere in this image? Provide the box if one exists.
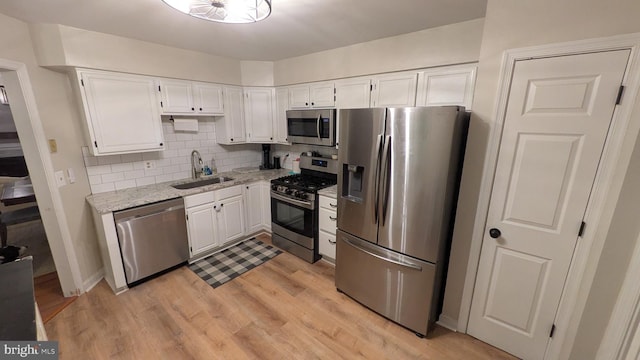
[489,228,501,239]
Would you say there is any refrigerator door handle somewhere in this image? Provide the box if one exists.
[316,114,321,139]
[342,237,422,271]
[380,135,392,225]
[373,134,384,223]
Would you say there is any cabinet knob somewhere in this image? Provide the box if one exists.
[230,138,234,142]
[311,102,315,106]
[220,203,224,208]
[199,107,202,111]
[270,137,273,140]
[305,102,308,106]
[159,142,163,146]
[191,107,195,111]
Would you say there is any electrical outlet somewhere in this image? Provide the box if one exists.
[54,170,66,187]
[144,160,156,170]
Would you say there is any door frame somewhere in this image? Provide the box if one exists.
[1,59,84,296]
[457,32,640,360]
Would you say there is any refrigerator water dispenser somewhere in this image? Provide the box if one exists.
[342,164,364,202]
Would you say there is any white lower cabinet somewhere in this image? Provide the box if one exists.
[216,192,245,245]
[243,181,272,234]
[184,185,246,259]
[318,195,338,261]
[186,203,218,257]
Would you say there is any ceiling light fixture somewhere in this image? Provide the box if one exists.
[162,0,271,24]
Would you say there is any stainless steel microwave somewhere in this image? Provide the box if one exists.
[286,109,336,146]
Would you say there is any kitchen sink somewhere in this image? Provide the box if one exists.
[171,176,234,190]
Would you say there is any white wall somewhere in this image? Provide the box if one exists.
[83,118,262,194]
[240,61,275,86]
[438,1,640,359]
[29,24,242,85]
[0,13,102,283]
[273,19,484,85]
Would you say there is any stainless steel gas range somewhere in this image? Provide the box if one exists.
[270,156,338,263]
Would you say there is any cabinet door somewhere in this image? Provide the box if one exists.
[416,64,477,110]
[310,81,335,108]
[371,72,418,107]
[217,86,246,144]
[186,203,218,257]
[289,85,311,109]
[244,88,275,143]
[274,87,289,143]
[159,79,195,114]
[319,230,336,260]
[193,82,224,115]
[244,183,263,234]
[217,195,246,245]
[335,78,371,109]
[261,181,272,229]
[79,71,164,155]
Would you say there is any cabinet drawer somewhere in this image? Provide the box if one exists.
[319,195,338,211]
[215,185,242,200]
[184,191,215,208]
[319,230,336,260]
[319,207,337,234]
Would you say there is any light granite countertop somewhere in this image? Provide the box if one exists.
[318,184,337,198]
[86,169,291,214]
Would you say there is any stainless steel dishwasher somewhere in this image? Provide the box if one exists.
[114,197,189,285]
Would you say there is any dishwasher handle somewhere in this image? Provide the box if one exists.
[113,198,185,223]
[116,205,184,223]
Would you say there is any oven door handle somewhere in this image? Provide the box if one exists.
[316,114,321,139]
[271,191,314,210]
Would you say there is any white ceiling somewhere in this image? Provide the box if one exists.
[0,0,487,61]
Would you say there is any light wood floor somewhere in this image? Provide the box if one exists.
[45,234,515,359]
[34,272,77,323]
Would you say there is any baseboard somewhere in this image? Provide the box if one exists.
[83,268,105,293]
[437,314,458,332]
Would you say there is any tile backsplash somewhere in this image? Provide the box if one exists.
[82,117,340,194]
[83,118,262,194]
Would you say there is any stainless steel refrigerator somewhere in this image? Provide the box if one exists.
[336,106,469,337]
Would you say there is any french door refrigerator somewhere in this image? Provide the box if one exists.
[336,106,469,337]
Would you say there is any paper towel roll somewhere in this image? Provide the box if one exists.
[173,118,199,132]
[292,159,301,174]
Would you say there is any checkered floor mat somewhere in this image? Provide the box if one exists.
[188,238,282,288]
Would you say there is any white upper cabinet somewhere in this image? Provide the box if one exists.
[274,87,290,144]
[244,87,275,143]
[159,78,224,115]
[416,64,477,110]
[193,82,225,114]
[335,77,371,109]
[216,86,246,144]
[371,72,418,107]
[289,81,335,109]
[75,69,164,156]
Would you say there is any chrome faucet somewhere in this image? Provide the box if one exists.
[191,150,203,179]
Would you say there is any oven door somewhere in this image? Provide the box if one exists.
[271,191,314,240]
[286,109,336,146]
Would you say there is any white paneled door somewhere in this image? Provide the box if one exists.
[468,50,630,360]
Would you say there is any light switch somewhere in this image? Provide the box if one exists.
[48,139,57,153]
[67,168,76,184]
[54,170,66,187]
